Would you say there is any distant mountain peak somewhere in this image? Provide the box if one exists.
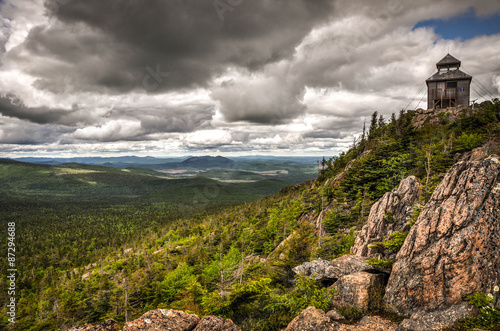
[180,156,234,168]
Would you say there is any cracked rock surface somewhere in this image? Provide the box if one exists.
[385,156,500,318]
[351,176,421,258]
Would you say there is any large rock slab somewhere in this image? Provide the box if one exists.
[288,311,399,331]
[293,255,379,284]
[73,310,242,331]
[339,315,398,330]
[395,303,476,331]
[333,272,387,311]
[69,320,119,331]
[351,176,420,258]
[293,258,340,282]
[193,316,241,331]
[284,306,338,331]
[330,255,376,276]
[122,309,200,331]
[385,156,500,318]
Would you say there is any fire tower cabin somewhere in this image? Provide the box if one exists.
[426,54,472,109]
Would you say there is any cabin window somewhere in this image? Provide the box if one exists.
[447,82,457,88]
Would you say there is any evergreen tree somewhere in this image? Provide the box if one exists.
[368,111,378,140]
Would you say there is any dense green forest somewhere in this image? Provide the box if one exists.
[1,100,500,330]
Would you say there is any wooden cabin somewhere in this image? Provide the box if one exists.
[426,54,472,109]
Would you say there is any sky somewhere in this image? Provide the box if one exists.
[0,0,500,158]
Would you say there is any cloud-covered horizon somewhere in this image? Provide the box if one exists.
[0,0,500,157]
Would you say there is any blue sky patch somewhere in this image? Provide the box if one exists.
[413,7,500,41]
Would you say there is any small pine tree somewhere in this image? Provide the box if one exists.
[368,111,378,140]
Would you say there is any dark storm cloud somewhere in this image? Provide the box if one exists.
[0,116,73,144]
[304,130,348,139]
[68,103,216,143]
[0,93,79,125]
[0,93,215,141]
[139,108,213,134]
[212,69,307,124]
[0,15,10,54]
[23,0,335,93]
[116,104,215,134]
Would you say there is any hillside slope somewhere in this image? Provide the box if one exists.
[2,101,500,331]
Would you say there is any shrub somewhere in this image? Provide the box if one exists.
[444,293,500,330]
[322,209,352,235]
[438,111,451,124]
[261,275,334,330]
[467,292,494,309]
[367,283,386,313]
[368,242,384,250]
[317,230,356,260]
[366,258,394,269]
[337,305,364,323]
[408,205,422,226]
[383,211,396,223]
[457,133,483,151]
[383,231,408,253]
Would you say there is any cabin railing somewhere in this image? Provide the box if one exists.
[432,88,456,100]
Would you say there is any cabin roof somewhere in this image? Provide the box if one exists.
[426,69,472,82]
[436,53,461,67]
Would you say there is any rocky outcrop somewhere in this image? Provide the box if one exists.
[395,303,477,331]
[326,309,345,322]
[76,309,241,331]
[411,107,466,129]
[385,156,500,322]
[454,141,500,163]
[330,255,375,276]
[293,255,380,284]
[284,306,338,331]
[351,176,420,258]
[122,309,200,330]
[338,315,398,331]
[293,258,340,283]
[333,272,387,311]
[316,207,333,238]
[69,319,119,331]
[193,316,241,331]
[284,307,399,331]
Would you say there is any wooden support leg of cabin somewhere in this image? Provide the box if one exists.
[433,99,440,109]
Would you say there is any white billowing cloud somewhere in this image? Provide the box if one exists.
[304,88,397,117]
[184,130,233,147]
[252,134,284,145]
[73,120,143,141]
[1,0,46,52]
